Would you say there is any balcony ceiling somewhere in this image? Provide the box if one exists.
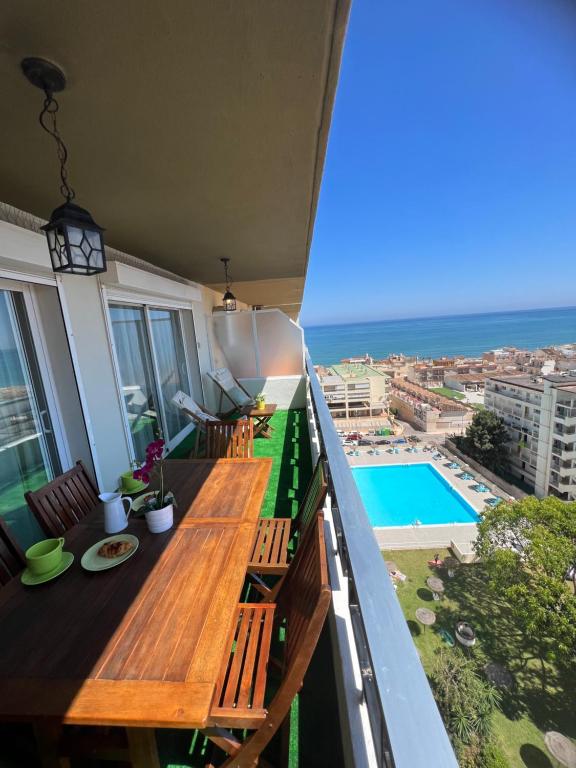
[0,0,349,316]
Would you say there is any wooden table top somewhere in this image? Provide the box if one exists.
[248,404,277,417]
[0,458,271,729]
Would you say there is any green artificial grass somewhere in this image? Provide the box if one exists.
[430,387,466,401]
[253,409,312,520]
[383,548,576,768]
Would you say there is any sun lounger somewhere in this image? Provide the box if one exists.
[389,569,407,582]
[207,367,256,417]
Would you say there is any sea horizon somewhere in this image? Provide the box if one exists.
[303,305,576,365]
[303,304,576,330]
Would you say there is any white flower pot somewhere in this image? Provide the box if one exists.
[145,503,173,534]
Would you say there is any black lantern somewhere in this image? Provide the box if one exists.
[22,57,106,275]
[220,258,237,311]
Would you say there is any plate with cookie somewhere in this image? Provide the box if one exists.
[81,534,139,572]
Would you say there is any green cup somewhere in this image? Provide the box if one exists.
[120,471,142,494]
[25,538,65,576]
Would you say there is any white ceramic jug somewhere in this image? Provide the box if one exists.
[99,492,132,534]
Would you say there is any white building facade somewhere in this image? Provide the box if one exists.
[484,373,576,499]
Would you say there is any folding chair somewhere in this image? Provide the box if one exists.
[248,456,327,595]
[207,368,256,418]
[204,515,331,767]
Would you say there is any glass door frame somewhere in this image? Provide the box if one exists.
[0,277,72,477]
[102,290,200,460]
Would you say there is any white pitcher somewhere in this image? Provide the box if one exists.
[99,492,132,534]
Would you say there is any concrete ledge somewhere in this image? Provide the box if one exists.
[374,522,477,551]
[451,539,479,563]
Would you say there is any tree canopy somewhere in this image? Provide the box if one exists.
[455,410,509,473]
[475,495,576,663]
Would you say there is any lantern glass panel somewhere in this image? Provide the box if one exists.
[67,226,83,246]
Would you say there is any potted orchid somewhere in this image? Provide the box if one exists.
[255,393,266,411]
[132,438,176,533]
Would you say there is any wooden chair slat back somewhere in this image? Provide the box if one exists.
[292,456,327,538]
[205,420,254,459]
[225,516,330,767]
[0,517,25,586]
[24,461,99,537]
[277,513,330,670]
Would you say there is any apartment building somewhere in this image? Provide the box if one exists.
[485,373,576,499]
[316,362,389,421]
[390,380,473,434]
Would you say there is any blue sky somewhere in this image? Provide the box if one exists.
[301,0,576,327]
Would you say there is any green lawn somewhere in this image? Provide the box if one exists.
[383,548,576,768]
[430,387,466,401]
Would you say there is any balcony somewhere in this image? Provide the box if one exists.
[0,3,460,764]
[555,405,576,421]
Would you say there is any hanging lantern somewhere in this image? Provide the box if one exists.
[220,257,237,311]
[21,57,106,275]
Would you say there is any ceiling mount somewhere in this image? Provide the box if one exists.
[21,57,66,94]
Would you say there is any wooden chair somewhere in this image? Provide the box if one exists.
[24,460,99,537]
[207,368,256,418]
[0,517,25,586]
[247,456,327,582]
[171,390,223,457]
[204,515,331,767]
[205,419,254,459]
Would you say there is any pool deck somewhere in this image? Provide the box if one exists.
[346,445,512,552]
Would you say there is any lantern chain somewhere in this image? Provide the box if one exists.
[38,89,75,203]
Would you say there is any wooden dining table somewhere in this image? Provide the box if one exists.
[0,457,271,767]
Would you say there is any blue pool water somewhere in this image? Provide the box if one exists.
[352,464,480,527]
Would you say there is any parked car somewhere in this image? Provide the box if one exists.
[375,439,391,445]
[358,439,372,446]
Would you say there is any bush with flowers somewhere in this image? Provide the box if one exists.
[132,438,176,515]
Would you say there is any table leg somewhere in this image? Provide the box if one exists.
[33,720,68,768]
[126,727,161,768]
[254,416,273,438]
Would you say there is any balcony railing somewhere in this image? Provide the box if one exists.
[306,354,458,768]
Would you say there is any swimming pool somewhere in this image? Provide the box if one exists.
[352,463,480,527]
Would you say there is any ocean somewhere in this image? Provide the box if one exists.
[304,306,576,365]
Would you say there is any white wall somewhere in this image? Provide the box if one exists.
[33,284,94,476]
[58,274,132,489]
[208,308,307,412]
[239,375,306,410]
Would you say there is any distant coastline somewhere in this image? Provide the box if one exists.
[304,306,576,365]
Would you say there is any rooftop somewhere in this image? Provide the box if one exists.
[487,372,576,392]
[330,362,390,379]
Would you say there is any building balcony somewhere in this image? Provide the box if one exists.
[555,406,576,421]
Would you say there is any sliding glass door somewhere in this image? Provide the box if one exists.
[149,309,190,440]
[109,303,193,460]
[0,290,61,547]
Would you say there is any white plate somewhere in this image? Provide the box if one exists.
[81,534,139,572]
[131,491,158,513]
